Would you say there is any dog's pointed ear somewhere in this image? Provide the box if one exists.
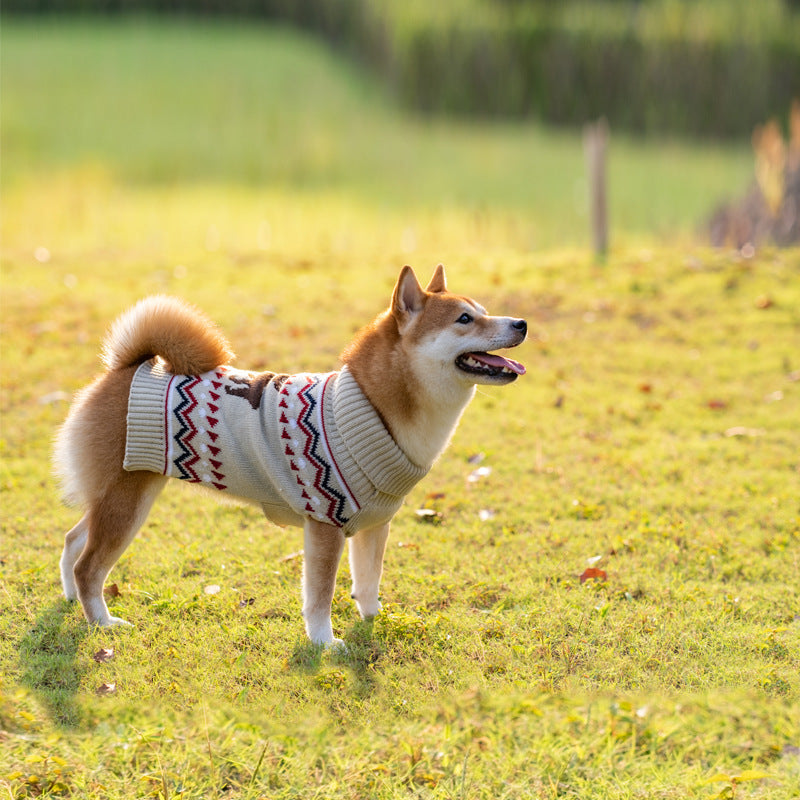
[392,266,425,329]
[426,263,447,293]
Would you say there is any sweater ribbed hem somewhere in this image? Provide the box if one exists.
[333,367,427,498]
[124,360,170,475]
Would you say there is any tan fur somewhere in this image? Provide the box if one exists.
[102,294,234,374]
[342,266,522,466]
[54,296,233,626]
[55,365,167,624]
[302,519,347,644]
[341,310,421,428]
[341,265,455,429]
[348,522,390,618]
[55,266,526,644]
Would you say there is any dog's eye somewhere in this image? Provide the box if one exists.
[456,313,473,325]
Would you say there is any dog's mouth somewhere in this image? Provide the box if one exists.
[455,351,526,381]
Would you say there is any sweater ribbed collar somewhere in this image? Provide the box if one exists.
[332,366,429,499]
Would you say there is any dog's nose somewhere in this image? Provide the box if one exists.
[512,319,527,335]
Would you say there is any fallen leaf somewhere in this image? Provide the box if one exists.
[467,466,492,483]
[278,550,303,563]
[425,491,446,502]
[724,426,765,438]
[702,773,733,786]
[580,567,608,584]
[104,583,121,598]
[238,598,255,609]
[95,682,116,696]
[39,391,69,406]
[93,647,115,663]
[707,399,728,411]
[638,383,652,394]
[414,508,442,524]
[731,770,772,783]
[260,608,291,620]
[204,584,221,595]
[755,294,774,309]
[397,541,420,550]
[467,453,485,465]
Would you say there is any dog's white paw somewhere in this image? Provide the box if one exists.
[324,637,347,653]
[61,574,78,601]
[357,599,382,620]
[92,616,133,628]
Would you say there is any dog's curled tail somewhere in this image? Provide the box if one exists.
[102,295,235,375]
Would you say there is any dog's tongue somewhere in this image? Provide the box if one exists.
[470,352,526,375]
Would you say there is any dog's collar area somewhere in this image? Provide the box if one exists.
[333,366,429,497]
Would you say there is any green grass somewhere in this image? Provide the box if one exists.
[2,17,800,800]
[0,18,753,247]
[2,188,799,797]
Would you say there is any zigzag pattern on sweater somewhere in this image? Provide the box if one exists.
[290,375,357,527]
[172,372,227,491]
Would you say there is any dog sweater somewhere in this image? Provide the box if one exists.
[123,360,428,535]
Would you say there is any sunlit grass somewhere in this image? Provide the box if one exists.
[2,172,799,796]
[1,16,799,800]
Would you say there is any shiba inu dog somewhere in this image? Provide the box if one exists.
[55,265,526,647]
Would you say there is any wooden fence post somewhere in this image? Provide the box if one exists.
[584,118,609,259]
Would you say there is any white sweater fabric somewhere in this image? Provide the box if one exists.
[124,360,428,535]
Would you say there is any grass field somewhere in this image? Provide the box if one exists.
[1,18,755,248]
[2,17,800,800]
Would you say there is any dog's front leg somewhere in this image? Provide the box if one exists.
[302,519,346,647]
[348,522,390,619]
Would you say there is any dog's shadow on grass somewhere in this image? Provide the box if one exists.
[18,600,90,728]
[288,618,384,698]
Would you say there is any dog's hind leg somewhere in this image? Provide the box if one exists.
[60,514,90,601]
[73,472,166,627]
[302,519,346,647]
[348,522,390,620]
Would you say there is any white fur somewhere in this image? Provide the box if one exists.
[348,523,390,619]
[392,314,523,467]
[60,515,88,600]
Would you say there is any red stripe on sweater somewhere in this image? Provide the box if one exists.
[318,373,360,511]
[163,373,178,476]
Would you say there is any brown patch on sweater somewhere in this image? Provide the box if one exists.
[224,371,288,410]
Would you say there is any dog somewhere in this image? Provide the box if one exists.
[55,265,526,647]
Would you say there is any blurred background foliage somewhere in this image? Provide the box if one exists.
[5,0,800,139]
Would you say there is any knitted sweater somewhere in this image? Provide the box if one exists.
[124,360,428,535]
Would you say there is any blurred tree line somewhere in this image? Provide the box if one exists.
[5,0,800,139]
